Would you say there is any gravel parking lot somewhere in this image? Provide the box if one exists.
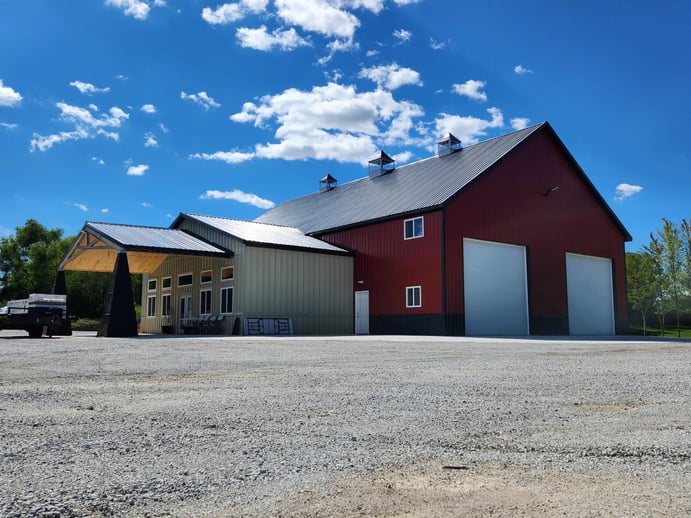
[1,330,690,517]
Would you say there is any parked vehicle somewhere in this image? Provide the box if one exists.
[0,294,73,338]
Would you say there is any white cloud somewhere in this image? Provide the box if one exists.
[228,82,425,163]
[200,189,276,209]
[141,202,152,208]
[202,3,244,24]
[514,64,533,75]
[181,91,221,110]
[236,25,309,51]
[159,123,169,133]
[70,80,110,95]
[74,203,88,212]
[141,103,157,113]
[105,0,151,20]
[92,156,106,165]
[393,0,421,4]
[144,132,158,147]
[358,63,422,91]
[510,117,530,130]
[30,129,89,152]
[101,208,110,213]
[201,0,268,24]
[430,38,445,50]
[275,0,360,40]
[58,103,129,129]
[452,80,487,101]
[127,164,149,176]
[190,150,255,164]
[434,107,504,144]
[614,183,643,201]
[97,129,120,141]
[393,28,412,43]
[1,122,18,129]
[0,79,23,107]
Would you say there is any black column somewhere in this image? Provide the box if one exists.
[52,270,67,295]
[98,251,138,337]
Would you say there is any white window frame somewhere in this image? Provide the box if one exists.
[200,270,213,284]
[147,278,157,291]
[404,216,424,240]
[221,266,234,281]
[220,287,234,314]
[178,273,193,287]
[147,295,157,317]
[406,286,422,308]
[161,277,172,290]
[161,293,171,318]
[200,289,212,315]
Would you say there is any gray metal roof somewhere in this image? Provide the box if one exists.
[177,214,352,255]
[86,222,230,255]
[255,123,545,234]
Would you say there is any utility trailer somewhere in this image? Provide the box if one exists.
[0,293,72,338]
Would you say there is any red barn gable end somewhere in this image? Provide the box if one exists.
[257,122,631,336]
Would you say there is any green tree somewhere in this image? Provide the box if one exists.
[0,219,66,302]
[659,219,684,337]
[626,251,657,335]
[682,218,691,293]
[643,233,668,333]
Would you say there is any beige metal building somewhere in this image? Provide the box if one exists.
[60,214,354,336]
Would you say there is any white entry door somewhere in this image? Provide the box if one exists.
[463,238,529,336]
[354,291,369,335]
[566,253,615,335]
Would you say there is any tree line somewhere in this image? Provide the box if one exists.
[0,219,140,319]
[626,218,691,336]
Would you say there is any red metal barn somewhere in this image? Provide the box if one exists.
[257,122,631,336]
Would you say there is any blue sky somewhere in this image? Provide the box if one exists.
[1,0,689,250]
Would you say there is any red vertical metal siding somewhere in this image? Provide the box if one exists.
[321,212,443,315]
[444,129,628,321]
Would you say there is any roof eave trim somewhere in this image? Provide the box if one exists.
[244,240,354,256]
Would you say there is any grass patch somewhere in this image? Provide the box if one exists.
[628,325,691,338]
[71,318,101,331]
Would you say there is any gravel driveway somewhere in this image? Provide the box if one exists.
[1,331,689,517]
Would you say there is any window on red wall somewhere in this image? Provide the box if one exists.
[404,216,424,239]
[406,286,422,308]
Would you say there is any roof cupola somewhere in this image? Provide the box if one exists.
[319,173,338,192]
[437,132,462,156]
[368,150,395,177]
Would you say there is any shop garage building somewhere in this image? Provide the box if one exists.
[60,122,630,336]
[256,121,631,335]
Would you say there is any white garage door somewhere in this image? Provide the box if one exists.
[566,253,615,335]
[463,238,529,336]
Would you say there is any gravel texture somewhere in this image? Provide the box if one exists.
[1,330,689,517]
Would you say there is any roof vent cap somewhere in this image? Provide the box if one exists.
[368,150,395,177]
[319,173,338,192]
[437,132,462,156]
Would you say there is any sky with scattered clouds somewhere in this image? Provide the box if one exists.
[1,0,690,249]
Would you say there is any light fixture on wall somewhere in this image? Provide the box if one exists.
[357,280,364,284]
[544,185,560,197]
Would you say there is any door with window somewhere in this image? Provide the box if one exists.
[179,294,192,331]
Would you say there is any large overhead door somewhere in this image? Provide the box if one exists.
[463,238,529,336]
[566,253,615,335]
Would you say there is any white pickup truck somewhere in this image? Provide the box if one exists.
[0,293,73,338]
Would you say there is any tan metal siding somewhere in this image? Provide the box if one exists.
[241,246,353,334]
[141,218,353,335]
